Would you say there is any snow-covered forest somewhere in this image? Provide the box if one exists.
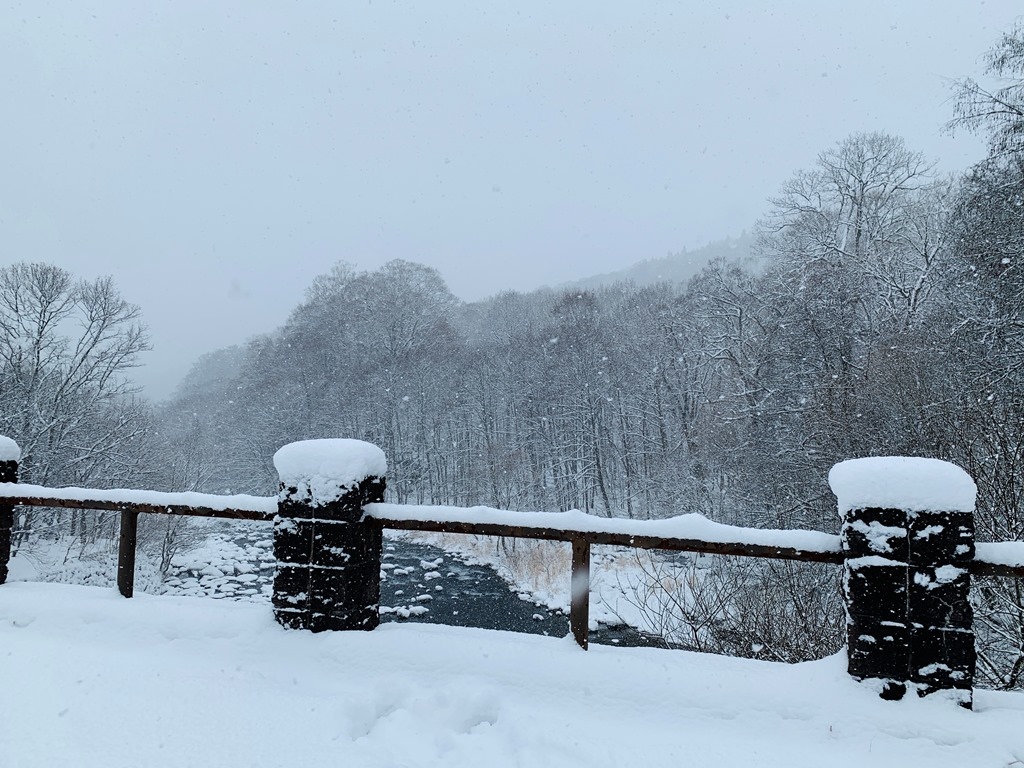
[4,26,1024,688]
[153,121,1022,542]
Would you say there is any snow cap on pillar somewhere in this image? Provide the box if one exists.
[273,439,387,506]
[0,436,21,463]
[829,456,976,515]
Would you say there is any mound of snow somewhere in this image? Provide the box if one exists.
[273,439,387,505]
[0,435,21,462]
[829,457,976,515]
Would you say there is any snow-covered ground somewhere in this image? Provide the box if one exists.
[1,580,1023,768]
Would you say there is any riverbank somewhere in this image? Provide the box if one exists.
[7,521,666,646]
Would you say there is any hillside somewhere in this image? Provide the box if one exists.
[560,234,755,291]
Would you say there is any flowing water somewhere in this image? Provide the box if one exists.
[164,524,661,648]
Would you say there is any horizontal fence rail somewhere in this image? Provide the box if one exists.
[973,542,1024,579]
[0,484,276,521]
[1,484,1021,575]
[7,484,1017,576]
[365,504,846,563]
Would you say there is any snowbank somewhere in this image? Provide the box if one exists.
[1,582,1023,768]
[367,504,842,554]
[274,439,387,504]
[829,457,976,515]
[0,435,20,462]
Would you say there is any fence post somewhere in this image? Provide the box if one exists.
[830,457,977,707]
[570,537,590,650]
[116,510,139,598]
[272,439,387,632]
[0,436,19,585]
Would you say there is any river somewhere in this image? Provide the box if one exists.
[164,524,661,648]
[378,540,663,648]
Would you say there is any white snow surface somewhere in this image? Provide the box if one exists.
[829,457,976,514]
[273,439,387,504]
[2,582,1024,768]
[975,541,1024,568]
[0,482,277,513]
[0,435,21,462]
[366,504,842,553]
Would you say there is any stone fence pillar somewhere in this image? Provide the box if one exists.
[272,439,387,632]
[0,436,20,585]
[830,457,977,707]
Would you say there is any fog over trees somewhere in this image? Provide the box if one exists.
[158,126,1011,540]
[4,27,1024,687]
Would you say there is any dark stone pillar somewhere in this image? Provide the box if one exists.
[272,440,386,632]
[0,437,20,585]
[837,460,976,707]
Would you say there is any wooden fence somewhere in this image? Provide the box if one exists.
[1,437,1023,707]
[0,483,853,647]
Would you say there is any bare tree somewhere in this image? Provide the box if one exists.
[0,262,151,551]
[950,25,1024,160]
[0,262,150,484]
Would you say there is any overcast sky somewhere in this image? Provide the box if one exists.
[1,2,1020,398]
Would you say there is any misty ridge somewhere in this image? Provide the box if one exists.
[3,26,1024,688]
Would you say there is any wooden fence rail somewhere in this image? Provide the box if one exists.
[3,490,274,520]
[1,486,1022,635]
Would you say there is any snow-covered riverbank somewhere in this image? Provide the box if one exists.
[7,522,665,642]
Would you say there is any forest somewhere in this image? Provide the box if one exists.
[3,29,1024,688]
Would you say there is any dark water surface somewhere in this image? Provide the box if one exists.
[378,540,661,648]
